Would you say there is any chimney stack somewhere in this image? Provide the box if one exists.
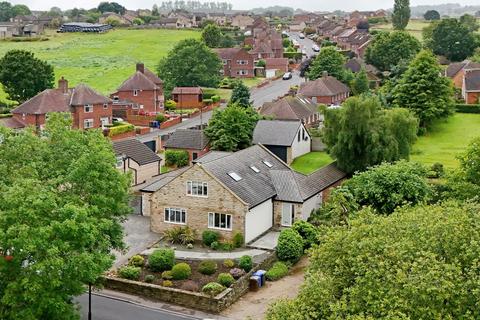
[58,77,68,94]
[136,63,145,74]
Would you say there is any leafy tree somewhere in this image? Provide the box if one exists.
[345,161,430,214]
[0,2,13,22]
[0,50,54,103]
[201,24,222,48]
[350,68,369,95]
[229,80,250,107]
[98,2,126,14]
[157,39,222,95]
[308,187,358,227]
[356,19,369,31]
[392,0,410,30]
[424,10,440,20]
[105,16,121,27]
[307,46,350,83]
[11,4,31,17]
[132,17,144,25]
[424,18,478,62]
[47,6,63,17]
[392,50,454,129]
[152,4,159,16]
[323,95,418,174]
[0,114,131,319]
[460,13,479,32]
[204,104,260,151]
[365,31,421,72]
[267,201,480,319]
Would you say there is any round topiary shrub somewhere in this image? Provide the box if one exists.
[217,273,235,287]
[171,262,192,280]
[232,232,244,248]
[128,255,145,267]
[198,260,218,275]
[229,267,246,279]
[223,259,235,268]
[162,280,173,287]
[238,255,253,272]
[202,230,220,246]
[265,262,289,281]
[144,274,155,283]
[277,229,304,263]
[148,249,175,272]
[161,270,173,279]
[118,266,141,280]
[202,282,225,296]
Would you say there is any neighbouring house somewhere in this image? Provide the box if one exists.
[99,12,133,25]
[140,144,346,243]
[163,129,210,163]
[207,12,228,26]
[299,74,350,105]
[0,21,43,38]
[214,48,255,78]
[253,120,311,164]
[166,12,196,28]
[0,22,19,38]
[111,63,164,115]
[7,77,112,131]
[171,87,203,109]
[155,17,178,28]
[463,69,480,104]
[113,138,162,186]
[344,58,381,88]
[265,58,289,78]
[231,14,254,29]
[445,60,480,90]
[259,94,321,127]
[289,21,306,32]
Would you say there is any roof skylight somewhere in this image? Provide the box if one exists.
[263,160,273,168]
[228,172,242,181]
[250,166,260,173]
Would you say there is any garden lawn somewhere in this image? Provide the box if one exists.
[371,19,431,40]
[411,113,480,168]
[0,29,200,95]
[241,77,265,88]
[291,152,333,175]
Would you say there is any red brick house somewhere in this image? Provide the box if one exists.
[445,60,480,90]
[214,48,254,78]
[9,77,112,130]
[171,87,203,109]
[164,129,210,163]
[259,95,321,127]
[112,63,164,114]
[299,74,350,105]
[265,58,289,78]
[463,69,480,104]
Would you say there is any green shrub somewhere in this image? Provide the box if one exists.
[431,163,444,178]
[232,232,244,248]
[165,99,176,110]
[198,260,217,275]
[148,249,175,272]
[239,255,253,272]
[203,98,213,105]
[164,149,189,167]
[163,226,197,245]
[219,241,233,251]
[455,104,480,114]
[108,123,135,137]
[223,259,235,268]
[202,282,225,296]
[266,262,289,281]
[277,229,304,263]
[202,230,220,246]
[161,270,173,279]
[291,220,319,249]
[118,266,141,280]
[144,274,155,283]
[0,113,12,118]
[171,263,192,280]
[162,280,173,287]
[155,114,166,122]
[128,255,145,267]
[211,95,220,103]
[210,241,220,250]
[217,273,235,287]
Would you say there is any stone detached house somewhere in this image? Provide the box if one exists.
[259,94,321,127]
[252,120,311,164]
[299,74,350,105]
[113,138,162,186]
[231,14,254,29]
[171,87,203,109]
[214,48,254,78]
[163,129,210,163]
[463,69,480,104]
[8,77,112,131]
[111,63,164,114]
[140,144,346,244]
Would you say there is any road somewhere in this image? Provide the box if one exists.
[251,71,304,108]
[289,32,319,59]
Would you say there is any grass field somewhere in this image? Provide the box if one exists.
[291,151,333,175]
[411,113,480,168]
[0,29,200,95]
[371,19,431,40]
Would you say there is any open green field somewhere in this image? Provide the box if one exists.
[0,29,200,95]
[371,19,431,40]
[411,113,480,168]
[291,151,334,175]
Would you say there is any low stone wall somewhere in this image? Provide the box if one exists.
[104,252,277,313]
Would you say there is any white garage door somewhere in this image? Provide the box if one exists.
[245,199,273,243]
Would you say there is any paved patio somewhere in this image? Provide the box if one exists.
[141,247,270,263]
[248,231,280,251]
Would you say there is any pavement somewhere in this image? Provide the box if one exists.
[248,231,280,251]
[141,247,269,263]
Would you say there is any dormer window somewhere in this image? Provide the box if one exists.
[84,105,93,113]
[133,89,139,96]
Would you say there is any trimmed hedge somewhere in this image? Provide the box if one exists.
[277,229,304,263]
[108,122,135,137]
[0,113,12,118]
[118,266,141,280]
[198,260,218,275]
[238,255,253,272]
[217,273,235,287]
[171,263,192,280]
[164,149,189,167]
[456,104,480,114]
[266,262,289,281]
[283,52,303,60]
[202,282,225,296]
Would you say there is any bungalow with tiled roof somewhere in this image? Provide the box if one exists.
[164,129,210,163]
[5,77,112,131]
[258,94,321,126]
[214,48,254,78]
[299,74,350,105]
[171,87,203,109]
[344,58,381,87]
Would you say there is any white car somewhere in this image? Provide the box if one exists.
[312,45,320,52]
[298,33,305,39]
[282,72,292,80]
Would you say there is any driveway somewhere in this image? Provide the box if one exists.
[248,231,280,251]
[113,214,160,268]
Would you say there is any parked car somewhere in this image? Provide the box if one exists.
[282,72,292,80]
[298,33,305,39]
[112,117,124,123]
[312,45,320,52]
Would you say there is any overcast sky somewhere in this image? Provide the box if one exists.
[8,0,480,12]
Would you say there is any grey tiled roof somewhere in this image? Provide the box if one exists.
[193,151,232,163]
[164,129,209,150]
[140,167,190,193]
[252,120,302,147]
[113,139,161,165]
[259,95,318,121]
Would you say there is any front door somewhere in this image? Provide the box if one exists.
[281,203,295,226]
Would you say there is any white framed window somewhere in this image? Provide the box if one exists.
[164,208,187,224]
[187,181,208,197]
[84,104,93,113]
[100,117,109,126]
[133,89,139,96]
[236,70,248,75]
[83,119,94,129]
[208,212,232,230]
[103,103,108,109]
[237,60,248,65]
